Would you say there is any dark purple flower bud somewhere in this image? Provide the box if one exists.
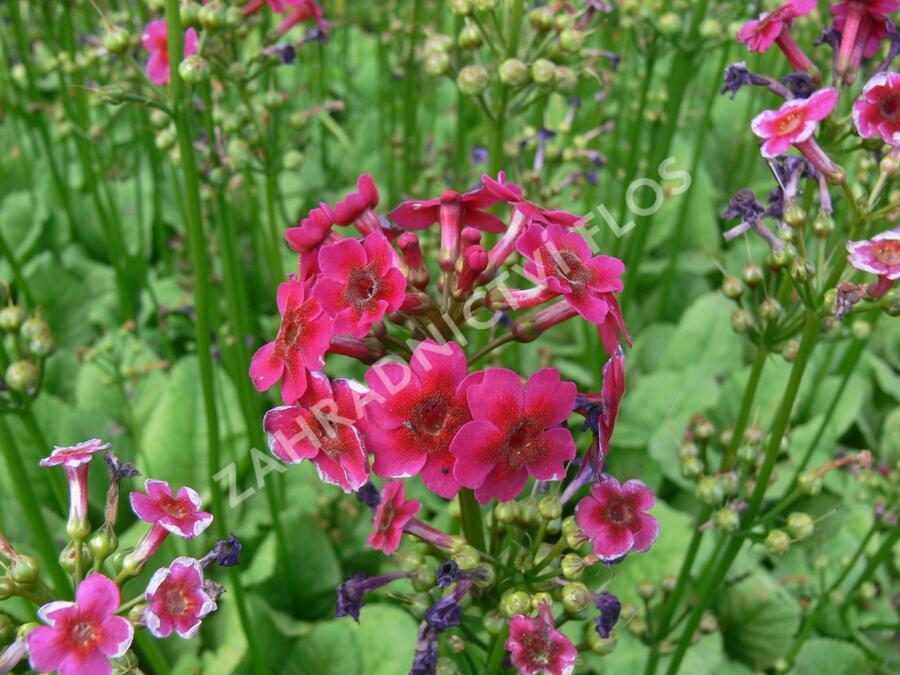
[277,44,296,64]
[105,452,140,481]
[816,26,841,53]
[783,72,814,99]
[425,596,463,633]
[721,63,752,99]
[356,482,381,512]
[212,534,242,567]
[410,626,439,675]
[435,560,460,588]
[593,591,621,638]
[336,572,412,622]
[722,189,765,222]
[471,146,489,165]
[765,188,785,219]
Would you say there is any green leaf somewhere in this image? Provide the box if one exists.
[657,293,744,375]
[793,638,872,675]
[715,571,801,669]
[286,619,363,675]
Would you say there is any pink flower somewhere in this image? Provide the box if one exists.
[142,20,198,87]
[144,557,217,639]
[244,0,330,34]
[852,72,900,145]
[751,88,843,180]
[737,0,815,52]
[451,368,577,504]
[575,477,659,561]
[40,439,110,539]
[131,479,213,539]
[250,277,333,404]
[847,228,900,296]
[264,372,370,492]
[365,341,473,498]
[506,605,577,675]
[286,203,337,254]
[516,223,625,324]
[481,172,585,229]
[312,233,406,338]
[333,174,381,232]
[832,1,899,76]
[367,480,421,555]
[28,574,133,675]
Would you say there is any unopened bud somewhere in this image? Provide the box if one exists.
[499,58,528,87]
[458,24,482,49]
[765,529,790,555]
[5,361,38,393]
[561,582,591,614]
[559,29,586,52]
[538,495,562,521]
[457,65,490,96]
[501,590,532,618]
[731,309,753,334]
[722,275,744,300]
[0,306,25,332]
[9,554,39,585]
[560,553,585,580]
[531,59,557,85]
[103,27,131,55]
[714,507,740,532]
[786,512,814,540]
[742,263,764,287]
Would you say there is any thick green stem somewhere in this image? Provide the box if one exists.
[458,488,487,552]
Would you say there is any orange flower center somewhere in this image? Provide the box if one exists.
[874,240,900,266]
[776,110,804,135]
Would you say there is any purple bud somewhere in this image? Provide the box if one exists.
[721,63,752,99]
[356,482,381,511]
[410,627,439,675]
[783,72,814,99]
[425,596,463,632]
[435,560,460,588]
[336,572,411,623]
[105,452,140,481]
[594,591,621,638]
[212,534,242,567]
[722,189,765,222]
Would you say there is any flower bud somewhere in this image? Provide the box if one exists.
[518,497,539,527]
[881,288,900,316]
[812,211,835,238]
[483,609,505,635]
[198,1,226,30]
[587,628,618,654]
[768,244,795,270]
[560,553,585,580]
[103,27,131,55]
[680,456,703,479]
[0,306,25,332]
[731,309,753,334]
[59,542,93,574]
[453,544,481,570]
[798,471,822,495]
[789,258,815,283]
[458,24,482,49]
[699,612,718,633]
[538,495,562,521]
[0,579,13,601]
[531,59,557,85]
[765,529,790,555]
[528,7,554,31]
[178,55,208,85]
[696,476,723,505]
[450,0,473,16]
[531,591,553,612]
[661,575,677,593]
[501,590,532,618]
[694,418,715,442]
[88,525,119,565]
[5,361,38,393]
[499,58,528,87]
[637,580,656,600]
[658,12,682,35]
[554,66,577,93]
[472,563,496,589]
[742,263,764,287]
[0,613,14,647]
[561,517,586,548]
[411,567,433,592]
[559,29,586,52]
[457,65,490,96]
[561,582,591,614]
[786,512,814,540]
[474,0,498,9]
[494,500,519,524]
[760,298,783,322]
[9,554,39,585]
[783,203,806,229]
[128,604,148,625]
[424,52,450,76]
[714,507,740,532]
[677,441,699,461]
[722,275,743,300]
[782,339,800,361]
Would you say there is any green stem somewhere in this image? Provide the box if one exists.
[458,489,487,552]
[484,622,510,675]
[722,345,768,470]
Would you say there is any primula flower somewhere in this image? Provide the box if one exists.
[312,233,406,338]
[144,557,217,639]
[142,20,198,87]
[847,228,900,296]
[516,223,625,324]
[737,0,818,75]
[40,439,110,539]
[575,477,659,561]
[265,372,369,492]
[750,88,843,181]
[451,368,577,504]
[365,340,472,498]
[367,480,421,554]
[506,605,577,675]
[593,591,621,639]
[333,174,381,234]
[28,574,133,675]
[832,0,899,76]
[336,571,412,622]
[244,0,329,34]
[250,276,333,404]
[852,71,900,145]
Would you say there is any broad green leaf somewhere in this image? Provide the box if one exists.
[794,638,872,675]
[658,293,744,375]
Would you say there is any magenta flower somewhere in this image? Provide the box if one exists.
[852,72,900,146]
[27,574,133,675]
[365,340,473,498]
[40,439,110,539]
[144,557,217,639]
[450,368,577,504]
[142,20,197,87]
[832,0,899,76]
[751,88,842,180]
[333,174,381,233]
[131,479,213,539]
[575,477,659,561]
[250,277,334,404]
[737,0,817,74]
[367,480,421,555]
[847,228,900,296]
[506,605,577,675]
[286,203,337,254]
[244,0,330,34]
[516,223,625,324]
[264,372,370,492]
[312,233,406,338]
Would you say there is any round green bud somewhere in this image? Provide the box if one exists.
[722,275,744,300]
[812,211,835,238]
[696,476,723,505]
[224,6,243,27]
[437,657,461,675]
[0,613,14,647]
[714,507,740,532]
[559,29,586,52]
[10,554,40,585]
[769,244,796,270]
[501,590,532,618]
[786,512,814,540]
[5,361,38,393]
[678,441,699,461]
[128,604,148,625]
[283,150,305,170]
[783,203,806,229]
[88,526,119,563]
[20,317,48,342]
[178,55,208,85]
[699,612,718,633]
[198,1,226,30]
[458,24,483,49]
[472,563,496,589]
[561,581,591,614]
[765,529,791,555]
[742,263,764,287]
[531,59,557,85]
[858,581,877,600]
[661,574,678,593]
[782,339,800,362]
[103,27,131,55]
[789,258,815,283]
[554,66,577,93]
[0,579,13,602]
[483,609,505,635]
[554,13,575,31]
[745,428,763,448]
[538,495,562,521]
[264,91,285,111]
[637,579,656,600]
[737,442,757,463]
[719,472,739,496]
[453,544,481,571]
[881,288,900,316]
[531,591,553,612]
[450,0,473,16]
[474,0,498,10]
[59,542,93,574]
[181,2,202,27]
[457,64,490,96]
[658,12,682,35]
[561,515,579,537]
[546,518,561,535]
[798,471,822,495]
[411,567,433,591]
[499,58,528,87]
[155,126,177,152]
[424,34,453,54]
[528,7,554,31]
[694,419,715,442]
[587,628,618,654]
[680,456,703,479]
[698,18,722,39]
[424,51,450,76]
[560,553,585,580]
[760,298,783,322]
[495,500,519,524]
[628,615,648,636]
[851,320,871,340]
[518,498,540,527]
[731,309,754,334]
[0,306,25,332]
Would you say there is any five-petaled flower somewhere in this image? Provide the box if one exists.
[575,477,659,561]
[142,20,198,87]
[367,480,421,555]
[313,233,406,338]
[334,174,382,233]
[852,71,900,145]
[250,276,334,404]
[40,439,111,539]
[28,573,133,675]
[365,340,473,498]
[832,0,899,76]
[451,368,577,504]
[264,371,369,492]
[506,604,577,675]
[737,0,818,74]
[144,557,217,640]
[847,228,900,296]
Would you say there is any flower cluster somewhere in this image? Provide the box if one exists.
[0,440,234,675]
[251,173,656,673]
